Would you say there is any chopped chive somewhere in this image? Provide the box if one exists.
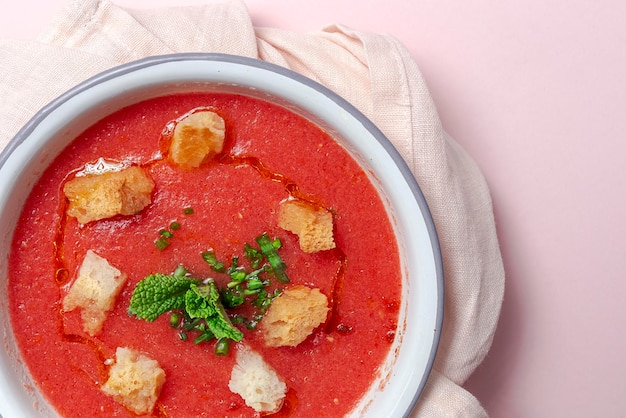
[183,207,194,215]
[221,288,245,308]
[230,270,246,283]
[170,312,181,328]
[243,243,263,268]
[159,229,174,238]
[256,233,289,283]
[194,331,214,345]
[229,314,245,325]
[215,338,230,356]
[154,237,170,250]
[179,331,188,341]
[182,317,202,331]
[170,221,181,230]
[173,264,187,277]
[246,277,265,290]
[202,250,226,273]
[245,267,267,281]
[226,256,240,274]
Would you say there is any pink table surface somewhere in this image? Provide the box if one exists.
[2,1,625,417]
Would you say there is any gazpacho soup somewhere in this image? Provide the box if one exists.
[8,92,402,417]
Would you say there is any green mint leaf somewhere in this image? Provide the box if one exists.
[185,283,219,319]
[186,281,243,342]
[129,274,198,321]
[207,311,243,341]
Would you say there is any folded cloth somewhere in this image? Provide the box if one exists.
[0,0,505,416]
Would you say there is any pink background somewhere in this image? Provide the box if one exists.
[1,1,625,416]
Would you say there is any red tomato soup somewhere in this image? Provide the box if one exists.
[8,93,402,417]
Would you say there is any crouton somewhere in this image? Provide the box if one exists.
[63,165,155,224]
[277,199,335,253]
[261,285,329,347]
[169,110,225,168]
[62,250,127,336]
[102,347,166,415]
[228,345,287,413]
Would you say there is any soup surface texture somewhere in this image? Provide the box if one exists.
[8,93,402,417]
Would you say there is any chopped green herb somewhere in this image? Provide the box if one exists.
[173,264,187,278]
[183,207,194,215]
[246,277,266,291]
[242,289,259,297]
[169,312,181,328]
[159,229,174,238]
[181,316,203,331]
[226,256,240,274]
[194,331,215,345]
[154,236,171,251]
[244,243,263,268]
[256,233,289,283]
[229,268,246,284]
[229,314,246,325]
[252,288,282,314]
[154,212,188,250]
[221,287,245,309]
[215,338,230,356]
[202,250,226,273]
[246,314,264,330]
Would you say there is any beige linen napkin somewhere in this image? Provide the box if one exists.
[0,0,505,416]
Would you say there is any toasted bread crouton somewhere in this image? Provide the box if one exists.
[261,285,329,347]
[62,250,127,336]
[277,200,335,253]
[102,347,166,415]
[63,165,155,224]
[169,110,225,168]
[228,345,287,413]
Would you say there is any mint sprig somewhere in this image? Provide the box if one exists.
[128,273,198,321]
[185,282,219,319]
[129,273,243,353]
[186,281,243,341]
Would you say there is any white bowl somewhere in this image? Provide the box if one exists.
[0,53,443,418]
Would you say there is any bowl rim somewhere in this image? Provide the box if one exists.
[0,52,444,417]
